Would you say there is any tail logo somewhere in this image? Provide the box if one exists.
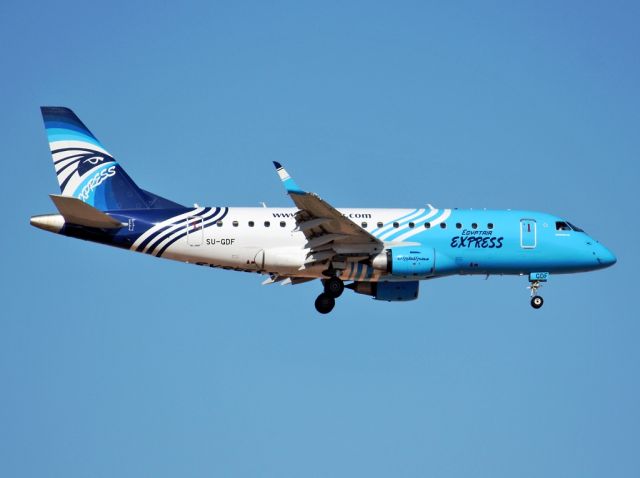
[76,164,117,201]
[53,148,116,192]
[82,156,105,166]
[42,107,185,210]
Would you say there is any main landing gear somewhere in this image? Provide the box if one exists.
[314,277,345,314]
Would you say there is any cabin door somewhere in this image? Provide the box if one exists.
[186,216,203,246]
[520,219,536,249]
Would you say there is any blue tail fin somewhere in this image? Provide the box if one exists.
[41,107,183,210]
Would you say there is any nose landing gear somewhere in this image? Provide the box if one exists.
[314,277,345,314]
[527,272,549,309]
[530,294,544,309]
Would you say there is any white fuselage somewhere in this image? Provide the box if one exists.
[157,207,435,280]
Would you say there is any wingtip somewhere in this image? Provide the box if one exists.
[272,162,304,194]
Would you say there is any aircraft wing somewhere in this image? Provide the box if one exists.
[272,162,383,266]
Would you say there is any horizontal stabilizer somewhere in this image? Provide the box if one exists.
[49,194,124,229]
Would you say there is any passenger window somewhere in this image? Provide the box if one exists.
[232,221,238,227]
[217,221,223,227]
[456,223,462,229]
[425,222,431,229]
[556,221,571,231]
[440,222,447,229]
[487,223,493,230]
[471,223,478,229]
[361,222,368,228]
[248,221,254,227]
[264,221,270,227]
[393,222,399,228]
[280,221,286,227]
[377,222,384,228]
[408,222,415,228]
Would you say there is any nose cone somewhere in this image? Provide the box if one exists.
[595,243,617,268]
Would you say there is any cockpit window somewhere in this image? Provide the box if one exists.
[567,222,585,233]
[555,221,572,231]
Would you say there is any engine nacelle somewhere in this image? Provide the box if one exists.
[347,280,419,301]
[372,246,435,277]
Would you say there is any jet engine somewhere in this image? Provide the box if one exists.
[371,246,435,277]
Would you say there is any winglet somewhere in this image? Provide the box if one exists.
[273,161,304,194]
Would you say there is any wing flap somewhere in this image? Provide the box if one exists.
[294,217,332,232]
[305,233,349,249]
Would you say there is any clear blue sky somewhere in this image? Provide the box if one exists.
[1,1,639,476]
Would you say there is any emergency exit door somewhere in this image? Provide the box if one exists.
[186,216,203,246]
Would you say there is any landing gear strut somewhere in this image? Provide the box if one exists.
[315,277,344,314]
[528,280,544,309]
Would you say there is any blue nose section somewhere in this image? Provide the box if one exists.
[595,243,617,268]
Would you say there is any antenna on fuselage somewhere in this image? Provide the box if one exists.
[427,203,435,210]
[260,202,267,208]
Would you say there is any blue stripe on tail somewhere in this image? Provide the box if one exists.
[41,107,184,211]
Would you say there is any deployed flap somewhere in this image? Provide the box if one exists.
[272,162,383,261]
[261,275,316,286]
[50,194,124,229]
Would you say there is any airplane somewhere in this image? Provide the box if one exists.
[31,107,617,314]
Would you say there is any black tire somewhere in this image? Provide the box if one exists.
[531,296,544,309]
[324,277,344,298]
[315,292,336,314]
